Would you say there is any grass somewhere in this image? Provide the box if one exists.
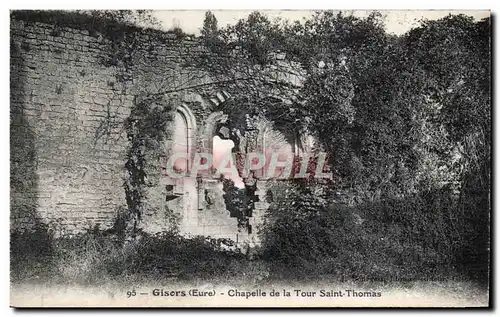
[11,225,486,286]
[10,222,489,307]
[10,182,489,301]
[10,227,262,286]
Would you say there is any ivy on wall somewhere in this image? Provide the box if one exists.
[222,178,258,232]
[123,94,173,233]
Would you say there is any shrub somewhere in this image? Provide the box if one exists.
[261,182,488,283]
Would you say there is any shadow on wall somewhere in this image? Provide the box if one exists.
[10,34,61,284]
[10,34,44,239]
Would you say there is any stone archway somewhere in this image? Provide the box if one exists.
[163,103,199,233]
[174,103,197,172]
[201,111,230,154]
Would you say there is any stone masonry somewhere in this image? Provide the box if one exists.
[10,11,307,247]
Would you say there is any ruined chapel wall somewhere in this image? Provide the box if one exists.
[10,11,303,245]
[10,12,208,234]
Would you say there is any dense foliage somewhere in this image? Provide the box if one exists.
[199,11,490,281]
[11,10,490,284]
[200,11,490,199]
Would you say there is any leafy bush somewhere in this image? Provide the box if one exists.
[261,182,488,282]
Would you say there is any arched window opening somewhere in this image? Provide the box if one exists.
[213,135,244,188]
[172,110,189,173]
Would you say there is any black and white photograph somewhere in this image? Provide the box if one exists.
[9,8,491,307]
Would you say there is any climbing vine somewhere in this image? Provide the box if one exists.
[123,94,173,233]
[222,178,258,232]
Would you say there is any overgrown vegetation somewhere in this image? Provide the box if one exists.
[222,178,258,231]
[262,182,488,282]
[10,10,490,285]
[197,11,490,283]
[123,94,174,232]
[11,223,252,285]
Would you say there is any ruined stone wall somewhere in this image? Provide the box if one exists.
[10,12,302,246]
[11,15,128,233]
[10,12,208,235]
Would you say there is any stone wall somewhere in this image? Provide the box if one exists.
[10,12,209,235]
[10,11,300,247]
[11,14,131,233]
